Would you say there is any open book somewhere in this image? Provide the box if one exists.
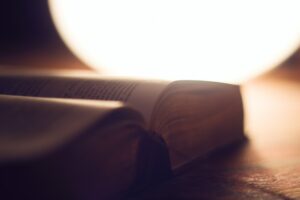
[0,73,244,199]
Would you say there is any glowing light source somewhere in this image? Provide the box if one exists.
[49,0,300,83]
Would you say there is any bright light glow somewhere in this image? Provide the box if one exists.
[49,0,300,83]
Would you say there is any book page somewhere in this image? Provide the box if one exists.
[150,80,244,168]
[0,94,127,160]
[126,80,169,124]
[0,94,170,199]
[0,75,170,124]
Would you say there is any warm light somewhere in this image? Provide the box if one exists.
[49,0,300,83]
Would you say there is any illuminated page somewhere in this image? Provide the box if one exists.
[0,75,170,124]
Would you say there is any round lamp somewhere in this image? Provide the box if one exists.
[49,0,300,83]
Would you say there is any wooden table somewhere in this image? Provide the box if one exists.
[1,49,300,200]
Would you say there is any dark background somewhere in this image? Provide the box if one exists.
[0,0,64,53]
[0,0,89,70]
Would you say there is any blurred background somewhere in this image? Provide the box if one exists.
[0,0,89,70]
[0,0,300,81]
